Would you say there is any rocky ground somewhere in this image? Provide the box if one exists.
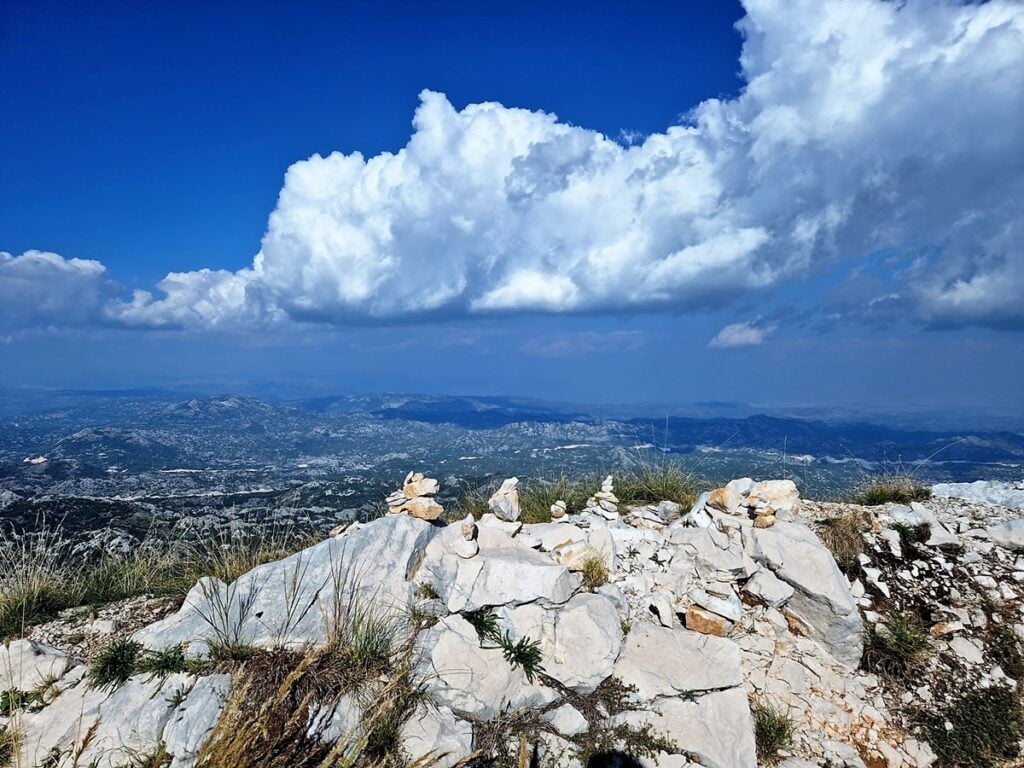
[3,475,1024,768]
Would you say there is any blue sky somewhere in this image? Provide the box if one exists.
[1,0,1022,408]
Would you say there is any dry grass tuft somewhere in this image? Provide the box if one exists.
[579,555,610,591]
[817,512,867,573]
[853,473,932,506]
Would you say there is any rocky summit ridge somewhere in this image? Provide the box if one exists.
[4,476,1024,768]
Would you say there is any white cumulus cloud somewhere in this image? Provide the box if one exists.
[0,251,114,329]
[12,0,1024,332]
[709,321,777,349]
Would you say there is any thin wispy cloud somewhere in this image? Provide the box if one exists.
[4,0,1023,334]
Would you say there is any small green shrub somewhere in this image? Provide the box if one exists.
[854,474,932,506]
[136,644,190,678]
[88,638,142,689]
[891,522,931,548]
[496,631,544,683]
[462,607,500,642]
[753,698,796,764]
[817,513,866,572]
[415,582,440,600]
[924,685,1023,768]
[208,639,256,663]
[579,555,610,591]
[862,612,932,680]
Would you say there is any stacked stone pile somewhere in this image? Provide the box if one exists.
[386,470,444,520]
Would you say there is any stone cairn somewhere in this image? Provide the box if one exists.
[386,471,444,520]
[684,477,800,529]
[584,475,619,520]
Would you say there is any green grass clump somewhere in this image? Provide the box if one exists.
[88,638,143,689]
[924,685,1023,768]
[579,554,610,591]
[854,474,932,506]
[817,512,866,573]
[613,464,699,508]
[519,476,590,524]
[891,522,931,548]
[862,612,933,680]
[753,698,796,764]
[136,644,192,678]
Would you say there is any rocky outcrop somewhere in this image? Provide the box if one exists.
[11,472,1019,768]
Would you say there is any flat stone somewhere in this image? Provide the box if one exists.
[612,622,743,700]
[686,605,730,636]
[615,686,756,768]
[543,704,589,737]
[500,593,623,693]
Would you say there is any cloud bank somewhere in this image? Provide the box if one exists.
[0,251,114,330]
[8,0,1024,334]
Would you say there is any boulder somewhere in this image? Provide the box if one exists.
[400,703,474,768]
[499,593,623,692]
[417,615,557,719]
[0,639,70,691]
[135,515,439,651]
[489,477,521,522]
[617,687,756,768]
[985,519,1024,551]
[612,623,743,700]
[742,568,795,608]
[744,522,863,666]
[422,527,577,612]
[163,674,231,767]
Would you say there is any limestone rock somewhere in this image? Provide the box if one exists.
[612,622,743,699]
[616,686,756,768]
[686,605,731,636]
[499,593,623,692]
[544,704,589,737]
[745,521,863,666]
[163,674,231,767]
[400,703,474,768]
[417,615,557,719]
[985,518,1024,551]
[742,568,795,608]
[422,528,577,612]
[135,515,439,651]
[489,477,522,521]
